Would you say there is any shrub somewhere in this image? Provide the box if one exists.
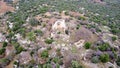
[13,42,20,49]
[58,59,63,65]
[41,50,49,58]
[98,43,110,51]
[47,46,52,50]
[26,32,36,41]
[53,57,59,63]
[30,51,34,56]
[99,54,109,63]
[17,28,26,35]
[71,60,83,68]
[76,24,81,30]
[116,56,120,66]
[38,64,42,68]
[13,61,19,66]
[91,56,99,63]
[16,46,25,54]
[111,29,118,34]
[3,42,8,47]
[112,36,117,41]
[45,38,54,44]
[65,11,69,15]
[78,16,86,20]
[65,30,69,35]
[0,48,6,55]
[39,6,49,14]
[6,32,14,38]
[29,18,40,26]
[13,42,25,54]
[56,63,60,68]
[43,63,52,68]
[34,30,43,36]
[0,58,10,65]
[84,42,91,49]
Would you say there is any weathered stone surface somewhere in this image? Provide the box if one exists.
[5,45,14,56]
[19,52,32,64]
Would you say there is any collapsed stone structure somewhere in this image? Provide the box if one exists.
[52,19,67,33]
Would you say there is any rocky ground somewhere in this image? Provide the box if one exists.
[0,0,120,68]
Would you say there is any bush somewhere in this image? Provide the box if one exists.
[0,58,10,65]
[98,43,110,51]
[34,30,43,36]
[17,28,26,35]
[111,29,118,34]
[3,42,8,47]
[53,57,59,63]
[84,42,91,49]
[13,61,19,66]
[29,18,40,26]
[43,63,52,68]
[76,24,81,30]
[41,50,49,58]
[71,60,83,68]
[112,36,117,41]
[26,32,36,41]
[16,46,25,54]
[0,48,6,55]
[99,54,109,63]
[65,11,69,15]
[91,56,99,63]
[56,63,60,68]
[78,16,86,20]
[39,6,49,14]
[45,38,54,44]
[116,56,120,66]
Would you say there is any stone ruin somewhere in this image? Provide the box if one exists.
[52,19,67,33]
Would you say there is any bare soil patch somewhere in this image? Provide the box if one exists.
[0,1,14,15]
